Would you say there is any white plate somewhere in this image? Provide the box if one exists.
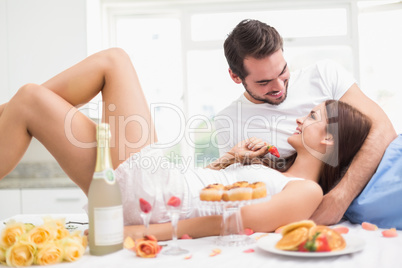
[257,233,365,257]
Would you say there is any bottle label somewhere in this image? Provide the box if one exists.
[94,205,124,246]
[93,168,116,184]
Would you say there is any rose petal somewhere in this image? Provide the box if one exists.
[382,228,398,238]
[209,248,221,257]
[362,222,378,231]
[144,235,158,242]
[333,226,349,234]
[123,237,135,250]
[255,234,269,240]
[275,226,284,234]
[180,234,193,239]
[243,248,255,253]
[244,228,254,236]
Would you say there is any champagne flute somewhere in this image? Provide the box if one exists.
[162,169,189,255]
[135,169,156,236]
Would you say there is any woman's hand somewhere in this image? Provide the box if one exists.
[229,137,269,164]
[124,225,146,240]
[206,137,271,170]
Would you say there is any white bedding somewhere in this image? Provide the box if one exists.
[1,214,401,268]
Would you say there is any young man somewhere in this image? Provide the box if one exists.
[214,19,397,225]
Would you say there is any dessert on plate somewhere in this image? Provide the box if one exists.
[275,220,346,252]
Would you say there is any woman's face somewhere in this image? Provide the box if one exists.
[288,102,333,156]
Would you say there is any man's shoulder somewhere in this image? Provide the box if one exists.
[215,94,248,116]
[306,59,348,77]
[292,59,337,75]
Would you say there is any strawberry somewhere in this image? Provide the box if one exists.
[298,232,330,252]
[267,145,280,158]
[298,240,308,252]
[139,198,152,213]
[167,196,181,207]
[315,235,331,252]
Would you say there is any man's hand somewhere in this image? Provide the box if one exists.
[229,137,269,164]
[309,190,348,225]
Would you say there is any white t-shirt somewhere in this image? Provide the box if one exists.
[214,60,356,157]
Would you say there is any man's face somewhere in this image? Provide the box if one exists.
[239,49,290,105]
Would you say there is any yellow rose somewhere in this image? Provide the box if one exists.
[134,235,162,258]
[69,230,88,249]
[34,242,64,266]
[5,240,36,267]
[43,217,69,240]
[23,223,35,233]
[0,246,6,264]
[28,225,56,248]
[60,237,86,262]
[0,222,26,248]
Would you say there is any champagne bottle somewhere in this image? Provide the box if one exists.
[88,123,123,255]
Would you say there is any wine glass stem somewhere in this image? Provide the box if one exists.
[141,212,152,236]
[170,212,180,248]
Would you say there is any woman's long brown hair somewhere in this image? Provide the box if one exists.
[261,100,372,194]
[319,100,372,194]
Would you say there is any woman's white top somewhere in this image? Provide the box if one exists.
[114,145,303,225]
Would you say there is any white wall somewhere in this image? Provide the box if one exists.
[0,0,88,162]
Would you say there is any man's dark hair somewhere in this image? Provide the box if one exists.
[224,19,283,80]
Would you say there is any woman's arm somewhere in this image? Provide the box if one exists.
[205,152,236,170]
[124,216,222,241]
[242,180,323,232]
[125,179,323,240]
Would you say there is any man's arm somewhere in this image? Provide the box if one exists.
[310,83,397,225]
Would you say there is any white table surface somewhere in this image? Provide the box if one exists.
[1,214,402,268]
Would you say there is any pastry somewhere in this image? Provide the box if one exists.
[280,220,316,236]
[200,181,267,201]
[275,220,346,252]
[308,226,346,251]
[275,227,309,251]
[250,181,267,199]
[233,181,250,188]
[222,186,252,201]
[199,184,224,201]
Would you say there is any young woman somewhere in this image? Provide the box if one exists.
[0,48,371,240]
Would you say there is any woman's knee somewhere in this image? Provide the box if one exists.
[5,83,45,118]
[98,47,132,70]
[14,83,44,104]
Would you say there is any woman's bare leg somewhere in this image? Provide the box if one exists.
[0,84,96,194]
[0,103,6,116]
[0,48,157,193]
[41,48,157,167]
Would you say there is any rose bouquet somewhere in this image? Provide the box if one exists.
[0,217,87,267]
